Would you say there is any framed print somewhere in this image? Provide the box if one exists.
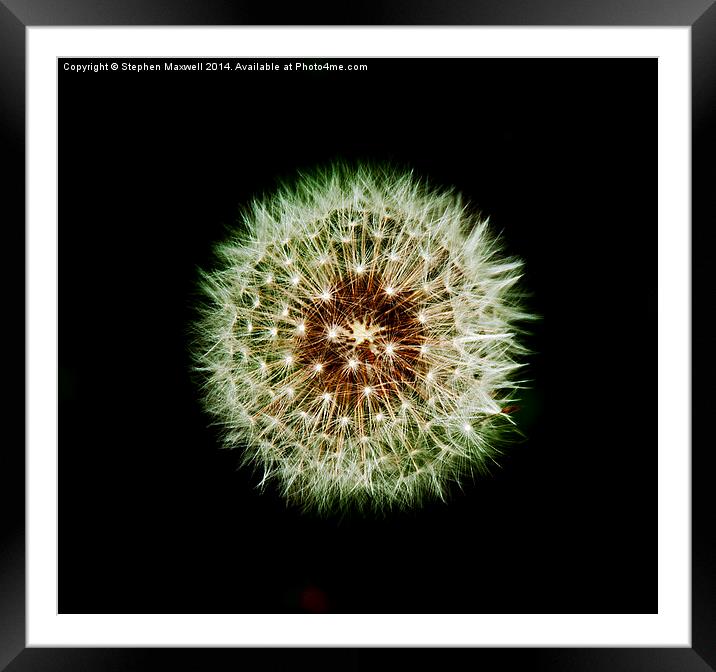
[5,1,712,669]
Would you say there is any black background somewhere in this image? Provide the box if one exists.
[58,58,656,614]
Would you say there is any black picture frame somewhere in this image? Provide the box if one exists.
[4,1,711,669]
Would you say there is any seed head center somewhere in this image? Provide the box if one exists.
[349,318,384,346]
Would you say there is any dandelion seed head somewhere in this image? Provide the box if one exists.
[192,163,533,514]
